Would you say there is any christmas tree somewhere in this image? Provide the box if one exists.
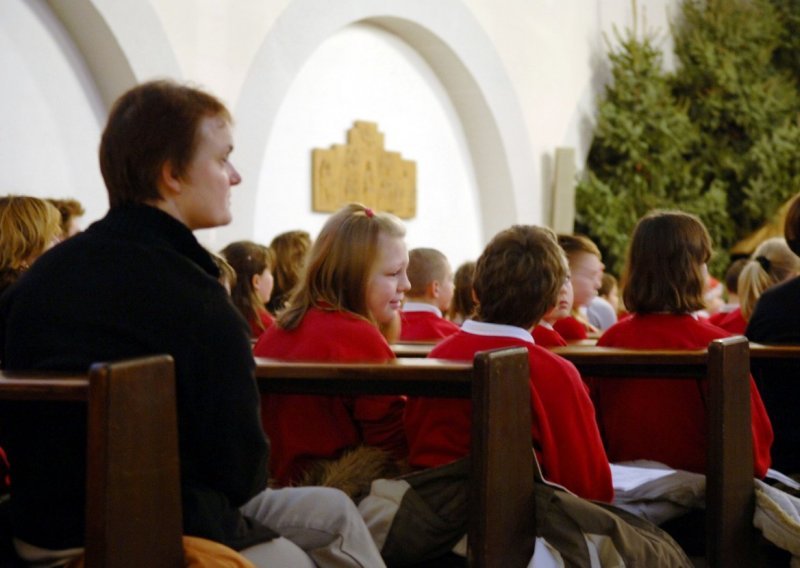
[576,0,800,276]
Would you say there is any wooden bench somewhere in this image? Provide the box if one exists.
[255,348,535,568]
[390,341,435,358]
[0,355,182,567]
[552,337,753,568]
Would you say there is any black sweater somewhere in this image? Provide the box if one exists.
[746,276,800,474]
[0,204,274,550]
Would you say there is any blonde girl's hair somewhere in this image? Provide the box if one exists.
[738,237,800,320]
[220,241,274,331]
[0,195,62,272]
[622,210,712,314]
[278,203,406,330]
[267,230,312,314]
[47,198,85,238]
[208,249,237,291]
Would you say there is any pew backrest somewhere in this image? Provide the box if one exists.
[390,341,435,358]
[552,336,752,568]
[255,347,535,568]
[0,355,182,567]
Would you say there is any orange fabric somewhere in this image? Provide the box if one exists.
[65,536,255,568]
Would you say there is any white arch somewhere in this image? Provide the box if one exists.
[46,0,181,109]
[230,0,537,247]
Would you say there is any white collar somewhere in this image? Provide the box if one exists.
[538,321,555,330]
[402,302,443,317]
[461,320,534,345]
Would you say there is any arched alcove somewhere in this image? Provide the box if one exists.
[229,0,536,251]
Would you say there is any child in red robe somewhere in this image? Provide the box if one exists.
[553,234,604,340]
[594,210,773,478]
[220,240,275,339]
[533,269,572,347]
[405,225,613,502]
[399,247,459,341]
[254,204,409,486]
[715,238,800,335]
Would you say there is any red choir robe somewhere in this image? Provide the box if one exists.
[533,322,568,347]
[594,313,773,478]
[404,320,613,502]
[249,309,274,339]
[553,315,588,340]
[254,307,407,485]
[711,306,747,335]
[399,303,460,341]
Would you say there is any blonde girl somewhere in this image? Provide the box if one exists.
[267,230,311,314]
[254,203,410,490]
[739,238,800,320]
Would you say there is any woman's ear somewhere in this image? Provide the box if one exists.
[158,161,182,196]
[251,273,261,290]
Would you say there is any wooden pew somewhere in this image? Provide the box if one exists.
[0,355,182,567]
[390,341,436,358]
[552,337,753,568]
[255,348,535,568]
[749,342,800,362]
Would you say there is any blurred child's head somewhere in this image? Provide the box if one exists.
[406,247,455,313]
[279,203,409,329]
[220,240,274,329]
[622,210,712,314]
[557,234,604,308]
[722,258,748,304]
[268,230,312,313]
[448,260,476,323]
[599,272,619,313]
[542,273,574,326]
[47,198,85,239]
[209,250,236,294]
[738,237,800,319]
[474,225,566,329]
[0,195,62,272]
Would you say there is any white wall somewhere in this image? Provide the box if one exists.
[0,0,682,264]
[0,1,106,226]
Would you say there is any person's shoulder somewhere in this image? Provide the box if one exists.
[596,316,632,345]
[747,276,800,342]
[532,325,567,347]
[757,275,800,309]
[433,316,460,334]
[428,329,471,358]
[288,308,392,359]
[529,343,580,377]
[692,314,733,339]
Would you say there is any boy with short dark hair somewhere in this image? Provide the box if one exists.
[399,247,459,341]
[404,226,613,501]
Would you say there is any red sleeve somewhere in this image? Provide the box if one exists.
[354,395,408,460]
[345,328,409,461]
[553,316,588,340]
[530,350,613,502]
[750,381,774,478]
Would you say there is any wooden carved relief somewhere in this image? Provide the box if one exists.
[312,121,416,218]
